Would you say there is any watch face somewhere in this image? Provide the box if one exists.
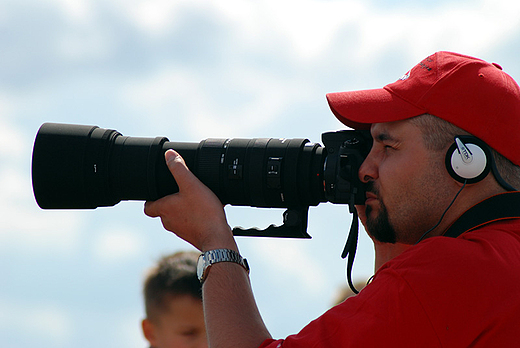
[196,254,205,280]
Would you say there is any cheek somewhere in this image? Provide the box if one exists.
[377,155,439,213]
[155,327,206,348]
[155,331,206,348]
[377,159,414,199]
[153,330,183,348]
[385,160,452,220]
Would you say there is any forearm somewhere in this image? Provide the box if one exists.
[203,257,272,348]
[145,150,271,347]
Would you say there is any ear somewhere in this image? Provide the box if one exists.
[142,318,157,347]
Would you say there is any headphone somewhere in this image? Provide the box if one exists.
[445,135,492,184]
[417,135,516,244]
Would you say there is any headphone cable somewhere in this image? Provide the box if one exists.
[415,180,467,244]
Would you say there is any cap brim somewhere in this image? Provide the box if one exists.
[326,87,426,130]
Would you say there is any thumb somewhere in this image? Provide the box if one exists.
[143,149,191,217]
[164,149,183,168]
[164,149,192,189]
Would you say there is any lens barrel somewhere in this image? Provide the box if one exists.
[32,123,326,209]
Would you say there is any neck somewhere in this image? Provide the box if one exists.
[423,179,507,240]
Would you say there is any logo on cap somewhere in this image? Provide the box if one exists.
[399,70,411,81]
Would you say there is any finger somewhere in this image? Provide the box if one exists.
[144,150,198,218]
[164,149,185,178]
[164,149,199,192]
[144,200,159,217]
[144,195,173,217]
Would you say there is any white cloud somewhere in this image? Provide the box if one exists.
[0,200,84,256]
[107,0,520,68]
[56,28,113,63]
[348,0,520,64]
[116,0,520,141]
[120,63,317,138]
[92,226,147,264]
[115,310,149,348]
[251,238,327,295]
[212,0,366,63]
[110,0,184,35]
[0,106,25,159]
[0,299,72,345]
[49,0,93,23]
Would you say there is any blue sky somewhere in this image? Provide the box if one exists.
[2,0,520,346]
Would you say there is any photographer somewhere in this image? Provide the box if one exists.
[144,51,520,347]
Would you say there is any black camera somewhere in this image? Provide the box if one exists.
[32,123,371,238]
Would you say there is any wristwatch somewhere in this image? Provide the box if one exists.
[197,249,250,283]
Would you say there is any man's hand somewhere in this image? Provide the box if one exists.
[144,150,237,252]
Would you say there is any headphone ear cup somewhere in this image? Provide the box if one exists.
[445,137,491,184]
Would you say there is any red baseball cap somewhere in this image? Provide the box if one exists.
[326,51,520,166]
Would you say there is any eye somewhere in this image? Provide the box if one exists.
[181,329,199,337]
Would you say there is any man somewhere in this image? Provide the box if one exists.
[144,51,520,347]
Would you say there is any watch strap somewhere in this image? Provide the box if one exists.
[198,249,249,283]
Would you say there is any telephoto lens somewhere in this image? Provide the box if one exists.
[32,123,327,209]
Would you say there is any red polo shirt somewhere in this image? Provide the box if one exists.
[260,218,520,348]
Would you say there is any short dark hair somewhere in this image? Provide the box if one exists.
[409,113,520,189]
[143,251,201,320]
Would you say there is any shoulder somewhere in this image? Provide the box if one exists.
[370,218,520,319]
[383,218,520,272]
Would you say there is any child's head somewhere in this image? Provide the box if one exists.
[142,251,207,348]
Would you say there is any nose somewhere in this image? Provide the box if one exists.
[358,151,378,183]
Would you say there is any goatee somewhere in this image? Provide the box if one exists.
[365,182,397,244]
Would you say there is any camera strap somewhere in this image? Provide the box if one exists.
[341,209,360,294]
[443,191,520,238]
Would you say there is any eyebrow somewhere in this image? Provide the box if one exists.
[373,131,397,143]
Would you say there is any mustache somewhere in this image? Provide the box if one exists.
[365,181,380,196]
